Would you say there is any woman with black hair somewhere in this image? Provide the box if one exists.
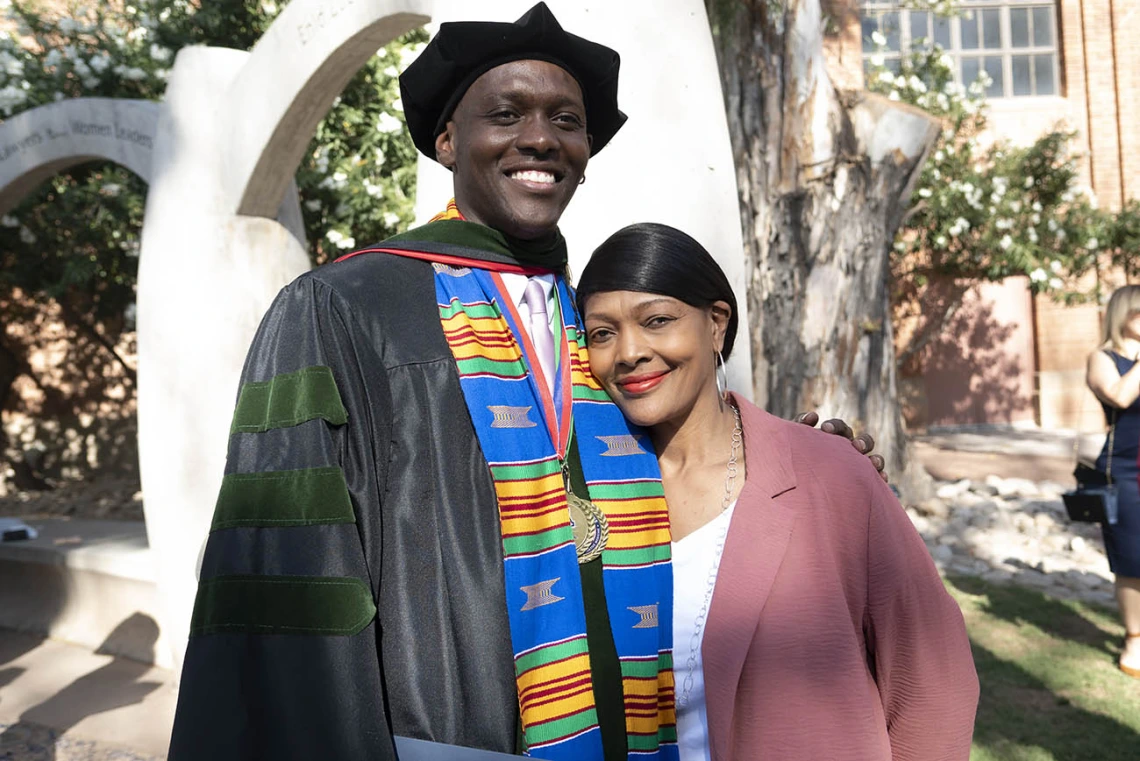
[576,223,978,761]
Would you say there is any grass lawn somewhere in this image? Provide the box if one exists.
[945,575,1140,760]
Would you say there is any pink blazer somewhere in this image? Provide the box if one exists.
[702,395,979,760]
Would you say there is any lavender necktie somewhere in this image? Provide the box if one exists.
[522,279,556,394]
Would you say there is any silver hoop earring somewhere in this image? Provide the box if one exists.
[716,350,728,411]
[578,175,587,186]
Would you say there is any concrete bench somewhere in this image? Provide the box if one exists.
[0,518,171,668]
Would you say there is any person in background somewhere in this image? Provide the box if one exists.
[577,223,978,761]
[1085,284,1140,677]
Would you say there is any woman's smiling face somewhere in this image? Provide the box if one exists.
[583,290,729,429]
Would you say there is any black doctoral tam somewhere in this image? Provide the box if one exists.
[400,2,627,160]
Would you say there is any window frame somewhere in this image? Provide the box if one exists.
[860,0,1062,99]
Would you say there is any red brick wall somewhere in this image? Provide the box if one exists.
[1062,0,1140,209]
[1059,0,1093,191]
[1035,293,1105,431]
[1111,0,1140,201]
[1038,0,1138,429]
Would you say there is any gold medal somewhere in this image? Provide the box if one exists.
[567,489,608,564]
[563,459,608,564]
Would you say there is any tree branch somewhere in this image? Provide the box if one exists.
[57,300,137,382]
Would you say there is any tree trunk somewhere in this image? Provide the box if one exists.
[707,0,940,500]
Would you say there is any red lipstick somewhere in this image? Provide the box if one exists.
[618,370,669,395]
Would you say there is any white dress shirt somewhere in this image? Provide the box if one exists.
[500,272,557,395]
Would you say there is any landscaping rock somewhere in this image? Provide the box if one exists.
[1043,535,1070,553]
[1005,478,1041,498]
[936,480,971,500]
[954,490,987,508]
[915,498,951,519]
[911,474,1117,607]
[982,569,1013,584]
[1012,513,1035,533]
[930,545,954,563]
[908,514,931,535]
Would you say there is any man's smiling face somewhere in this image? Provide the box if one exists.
[435,59,592,241]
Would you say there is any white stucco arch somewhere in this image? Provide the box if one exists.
[0,98,158,215]
[224,0,430,218]
[136,0,432,673]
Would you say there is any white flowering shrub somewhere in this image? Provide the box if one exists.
[0,1,422,304]
[297,36,424,257]
[0,0,423,487]
[867,41,1140,364]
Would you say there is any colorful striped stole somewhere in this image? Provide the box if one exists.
[434,261,678,761]
[430,199,464,222]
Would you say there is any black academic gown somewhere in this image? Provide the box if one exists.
[168,245,522,760]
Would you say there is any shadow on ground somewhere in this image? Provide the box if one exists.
[0,614,162,761]
[946,575,1140,760]
[0,630,43,714]
[954,574,1119,656]
[970,640,1140,760]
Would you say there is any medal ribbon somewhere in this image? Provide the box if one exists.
[489,271,572,461]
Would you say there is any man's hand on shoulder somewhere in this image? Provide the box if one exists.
[793,411,888,482]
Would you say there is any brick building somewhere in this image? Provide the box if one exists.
[829,0,1139,432]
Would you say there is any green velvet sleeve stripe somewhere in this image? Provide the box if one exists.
[230,365,348,434]
[190,575,376,637]
[210,466,355,532]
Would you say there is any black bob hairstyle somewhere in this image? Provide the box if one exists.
[575,223,739,360]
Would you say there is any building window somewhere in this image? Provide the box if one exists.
[860,1,1060,98]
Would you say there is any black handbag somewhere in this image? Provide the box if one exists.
[1062,411,1119,525]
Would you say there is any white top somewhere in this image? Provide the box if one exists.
[671,501,737,761]
[499,272,557,394]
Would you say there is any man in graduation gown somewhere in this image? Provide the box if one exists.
[168,5,881,760]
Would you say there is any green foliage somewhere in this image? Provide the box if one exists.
[866,39,1140,363]
[298,38,423,259]
[0,0,422,487]
[0,0,423,338]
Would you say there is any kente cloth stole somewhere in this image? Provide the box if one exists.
[434,264,678,760]
[430,199,463,222]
